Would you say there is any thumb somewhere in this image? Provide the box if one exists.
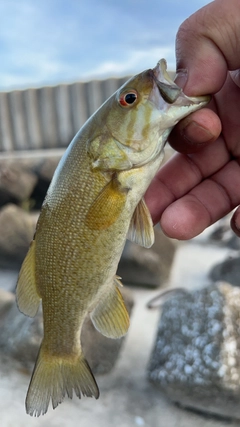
[176,0,240,96]
[230,69,240,88]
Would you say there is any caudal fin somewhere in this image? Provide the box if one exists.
[26,345,99,417]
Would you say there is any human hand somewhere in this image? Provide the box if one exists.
[145,0,240,239]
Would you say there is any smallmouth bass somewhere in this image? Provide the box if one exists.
[16,59,209,416]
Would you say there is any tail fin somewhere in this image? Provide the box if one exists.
[26,345,99,417]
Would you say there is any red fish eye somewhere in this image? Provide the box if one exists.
[119,91,138,107]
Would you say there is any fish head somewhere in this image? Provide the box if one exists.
[150,58,210,129]
[101,59,210,168]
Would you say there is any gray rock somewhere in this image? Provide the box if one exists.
[0,288,15,317]
[209,256,240,286]
[0,162,37,202]
[117,227,177,288]
[0,204,38,268]
[208,216,240,250]
[0,155,62,211]
[0,286,134,375]
[0,269,19,292]
[148,282,240,419]
[33,157,60,182]
[0,153,62,182]
[0,289,43,367]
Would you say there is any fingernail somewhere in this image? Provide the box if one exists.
[230,211,240,237]
[182,121,214,144]
[230,69,240,88]
[175,69,188,89]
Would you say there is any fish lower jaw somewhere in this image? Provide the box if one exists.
[185,94,211,105]
[173,94,210,112]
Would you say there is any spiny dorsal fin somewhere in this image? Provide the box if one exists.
[127,198,155,248]
[85,178,127,230]
[16,240,41,317]
[90,284,130,339]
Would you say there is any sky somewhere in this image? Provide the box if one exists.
[0,0,211,91]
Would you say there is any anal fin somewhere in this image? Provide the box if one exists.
[127,198,155,248]
[16,240,41,317]
[90,283,130,339]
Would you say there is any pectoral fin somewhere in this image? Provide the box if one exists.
[16,239,41,317]
[90,283,130,338]
[127,198,155,248]
[85,178,128,230]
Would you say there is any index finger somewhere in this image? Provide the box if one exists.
[145,134,230,224]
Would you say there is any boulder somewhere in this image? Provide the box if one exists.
[0,163,37,202]
[209,256,240,286]
[0,155,61,210]
[0,289,43,367]
[208,215,240,250]
[33,157,60,182]
[30,157,61,209]
[117,227,177,288]
[0,204,38,268]
[148,282,240,419]
[0,188,19,208]
[0,288,15,318]
[0,286,134,375]
[0,269,19,292]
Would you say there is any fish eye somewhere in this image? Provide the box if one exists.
[119,90,138,107]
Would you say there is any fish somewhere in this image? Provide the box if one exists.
[16,59,210,417]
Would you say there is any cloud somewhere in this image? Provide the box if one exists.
[0,0,211,90]
[80,47,176,80]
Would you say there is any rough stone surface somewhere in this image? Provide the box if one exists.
[0,286,134,375]
[209,256,240,286]
[148,281,240,419]
[208,216,240,250]
[0,269,19,292]
[33,157,60,182]
[0,288,15,316]
[0,163,38,202]
[0,155,62,210]
[117,227,177,288]
[0,289,43,367]
[0,204,38,268]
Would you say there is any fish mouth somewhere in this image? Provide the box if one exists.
[153,59,211,106]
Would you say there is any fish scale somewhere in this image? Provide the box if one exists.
[16,59,210,416]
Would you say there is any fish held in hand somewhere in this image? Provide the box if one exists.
[16,59,209,416]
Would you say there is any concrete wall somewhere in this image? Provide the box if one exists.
[0,77,129,152]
